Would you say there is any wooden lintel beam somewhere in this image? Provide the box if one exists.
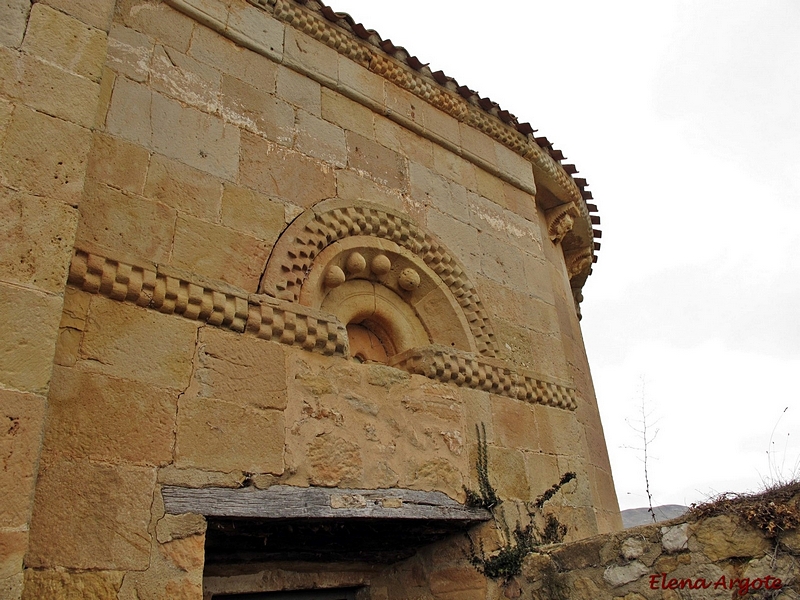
[162,485,492,522]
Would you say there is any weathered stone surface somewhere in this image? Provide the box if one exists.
[295,110,346,167]
[0,571,22,600]
[44,365,177,466]
[188,24,277,93]
[106,24,153,83]
[149,43,220,112]
[144,153,222,221]
[27,459,156,569]
[0,48,101,128]
[22,569,124,600]
[171,214,272,291]
[151,91,239,180]
[347,131,406,190]
[307,433,362,487]
[0,284,62,394]
[176,397,284,475]
[0,104,92,203]
[22,4,107,81]
[226,0,284,61]
[79,297,197,390]
[87,131,149,194]
[620,537,646,560]
[0,529,26,579]
[335,169,404,211]
[195,328,287,410]
[661,523,689,552]
[0,188,78,294]
[277,63,320,115]
[602,560,648,587]
[76,181,176,263]
[1,393,47,529]
[239,132,335,208]
[0,0,30,48]
[321,87,374,139]
[155,513,206,544]
[429,566,486,594]
[156,465,246,490]
[691,514,770,561]
[412,457,462,499]
[283,27,337,87]
[491,395,542,451]
[220,183,285,242]
[158,534,205,572]
[40,0,115,31]
[220,74,293,145]
[115,0,195,53]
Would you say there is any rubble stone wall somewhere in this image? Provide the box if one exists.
[0,0,619,597]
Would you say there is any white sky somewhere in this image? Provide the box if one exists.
[333,0,800,510]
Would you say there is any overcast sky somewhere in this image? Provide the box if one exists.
[334,0,800,510]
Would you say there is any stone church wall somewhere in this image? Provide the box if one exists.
[0,0,618,597]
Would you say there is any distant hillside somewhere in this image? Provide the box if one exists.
[621,504,688,528]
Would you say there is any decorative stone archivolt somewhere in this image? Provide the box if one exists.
[260,200,498,357]
[67,248,577,409]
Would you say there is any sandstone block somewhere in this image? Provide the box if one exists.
[384,82,424,130]
[27,459,156,569]
[22,4,107,81]
[220,183,285,241]
[79,297,198,390]
[486,446,529,501]
[40,0,114,30]
[116,0,194,53]
[460,124,498,170]
[346,131,406,190]
[105,76,151,147]
[220,74,293,145]
[504,182,538,224]
[307,433,362,487]
[156,514,206,544]
[691,514,770,561]
[524,452,561,500]
[87,132,149,194]
[0,48,100,128]
[150,44,220,113]
[426,209,481,275]
[335,169,403,211]
[157,465,245,489]
[375,118,434,167]
[158,534,205,572]
[0,188,78,294]
[277,64,321,115]
[411,457,462,500]
[144,154,223,221]
[0,104,92,203]
[0,529,26,579]
[227,0,284,61]
[420,102,460,147]
[195,327,287,409]
[0,0,30,48]
[43,366,177,466]
[296,110,347,167]
[0,390,45,527]
[151,91,239,180]
[496,142,536,192]
[283,28,337,87]
[240,132,335,208]
[22,569,124,600]
[490,395,541,451]
[171,215,272,291]
[473,168,507,211]
[321,88,374,139]
[76,181,176,264]
[0,284,62,395]
[432,143,477,190]
[189,25,277,93]
[338,57,383,107]
[175,397,285,474]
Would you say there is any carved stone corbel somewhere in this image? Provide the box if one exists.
[545,203,579,245]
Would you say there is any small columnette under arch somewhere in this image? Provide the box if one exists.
[260,200,497,363]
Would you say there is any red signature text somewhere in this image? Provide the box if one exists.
[649,573,782,596]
